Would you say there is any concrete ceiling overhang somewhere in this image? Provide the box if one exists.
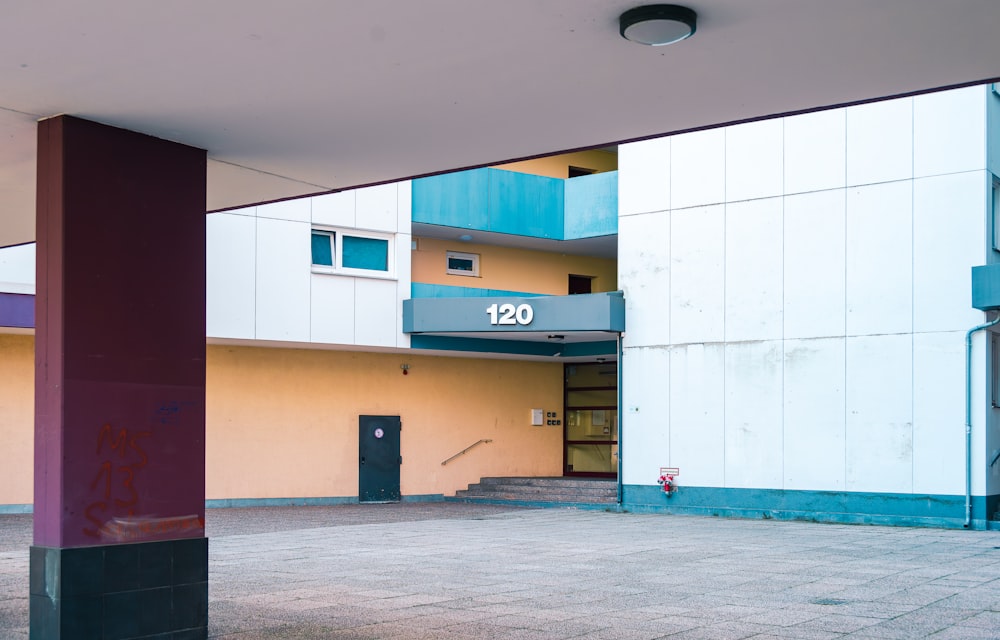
[2,0,999,247]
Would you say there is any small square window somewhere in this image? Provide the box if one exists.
[311,231,334,267]
[446,251,479,277]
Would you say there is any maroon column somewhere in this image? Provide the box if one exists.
[31,116,208,639]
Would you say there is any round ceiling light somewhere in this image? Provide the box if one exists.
[619,4,697,46]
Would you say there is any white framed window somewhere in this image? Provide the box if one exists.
[993,332,1000,408]
[446,251,479,277]
[993,176,1000,253]
[311,227,395,278]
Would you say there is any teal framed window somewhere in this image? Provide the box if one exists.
[343,235,389,271]
[311,231,334,267]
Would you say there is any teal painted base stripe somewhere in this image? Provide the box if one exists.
[205,496,357,508]
[622,485,1000,529]
[0,504,32,514]
[1,495,447,513]
[204,494,445,508]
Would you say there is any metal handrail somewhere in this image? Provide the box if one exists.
[441,439,493,466]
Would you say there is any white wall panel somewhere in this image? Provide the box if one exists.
[670,205,725,344]
[618,138,670,216]
[354,278,398,347]
[912,331,965,495]
[397,181,413,235]
[312,191,356,228]
[309,276,355,344]
[0,242,36,294]
[784,108,846,195]
[669,343,725,487]
[846,182,912,336]
[989,87,1000,179]
[619,213,669,348]
[846,98,913,186]
[913,172,987,332]
[355,183,398,232]
[671,128,726,210]
[255,218,310,342]
[845,335,912,493]
[395,233,412,348]
[257,197,310,222]
[621,346,671,485]
[914,86,987,178]
[206,213,256,339]
[724,341,783,488]
[784,190,846,339]
[725,119,783,202]
[725,198,783,341]
[783,338,846,490]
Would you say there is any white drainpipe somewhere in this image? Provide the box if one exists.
[964,312,999,528]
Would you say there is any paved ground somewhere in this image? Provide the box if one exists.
[1,503,999,639]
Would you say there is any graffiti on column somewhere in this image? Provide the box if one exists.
[82,420,202,541]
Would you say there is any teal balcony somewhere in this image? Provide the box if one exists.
[412,168,617,240]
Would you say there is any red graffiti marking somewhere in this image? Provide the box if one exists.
[83,423,152,539]
[94,515,204,542]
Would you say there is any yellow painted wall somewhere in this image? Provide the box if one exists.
[412,237,617,295]
[0,334,33,505]
[0,338,564,505]
[206,345,564,499]
[495,150,618,178]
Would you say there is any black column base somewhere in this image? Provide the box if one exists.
[29,538,208,640]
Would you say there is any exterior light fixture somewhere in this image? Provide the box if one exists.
[619,4,697,46]
[458,234,473,242]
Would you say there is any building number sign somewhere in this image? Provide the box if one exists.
[486,302,534,326]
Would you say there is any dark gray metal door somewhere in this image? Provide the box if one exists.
[358,415,401,503]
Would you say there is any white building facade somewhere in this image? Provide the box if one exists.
[618,84,1000,527]
[3,85,999,528]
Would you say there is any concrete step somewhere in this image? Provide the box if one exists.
[451,476,618,505]
[456,485,618,500]
[478,476,614,488]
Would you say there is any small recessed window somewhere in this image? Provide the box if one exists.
[446,251,479,277]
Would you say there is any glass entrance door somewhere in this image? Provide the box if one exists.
[564,362,618,477]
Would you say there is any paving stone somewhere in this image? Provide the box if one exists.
[1,505,999,639]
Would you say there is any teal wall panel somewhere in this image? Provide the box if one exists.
[487,169,564,238]
[411,168,490,229]
[410,283,541,298]
[622,484,999,529]
[564,171,618,239]
[971,264,1000,310]
[411,168,617,241]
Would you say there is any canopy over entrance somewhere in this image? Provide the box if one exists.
[2,1,999,246]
